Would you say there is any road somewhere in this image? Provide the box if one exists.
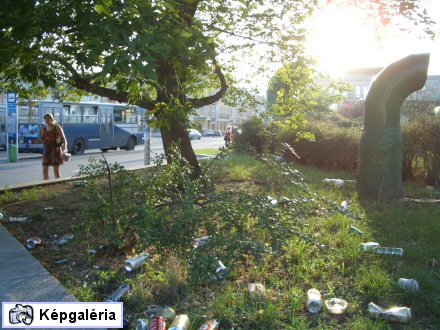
[0,136,225,188]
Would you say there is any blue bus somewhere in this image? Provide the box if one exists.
[1,101,147,154]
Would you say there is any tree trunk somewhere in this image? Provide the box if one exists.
[160,117,201,177]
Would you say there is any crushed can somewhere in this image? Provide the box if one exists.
[26,237,42,250]
[373,247,404,256]
[198,319,219,330]
[169,314,190,330]
[194,236,211,249]
[148,316,166,330]
[397,278,420,293]
[306,288,323,314]
[359,242,380,252]
[125,251,150,272]
[368,302,411,323]
[54,233,74,247]
[106,283,130,302]
[136,319,148,330]
[211,258,227,280]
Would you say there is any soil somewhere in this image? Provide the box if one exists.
[1,180,128,292]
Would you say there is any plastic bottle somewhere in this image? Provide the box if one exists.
[168,314,190,330]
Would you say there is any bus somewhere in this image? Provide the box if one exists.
[0,101,147,154]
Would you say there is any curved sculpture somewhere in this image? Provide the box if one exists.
[357,54,430,201]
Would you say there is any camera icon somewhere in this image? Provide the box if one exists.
[9,304,34,325]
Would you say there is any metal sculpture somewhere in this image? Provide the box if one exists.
[357,54,430,200]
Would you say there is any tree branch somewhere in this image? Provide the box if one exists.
[187,58,228,107]
[46,54,156,110]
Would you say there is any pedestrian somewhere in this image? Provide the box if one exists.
[224,126,232,147]
[38,113,68,180]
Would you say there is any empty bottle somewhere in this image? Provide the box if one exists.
[397,278,420,293]
[373,247,404,256]
[359,242,380,252]
[169,314,190,330]
[368,302,411,323]
[125,252,150,272]
[106,284,130,302]
[306,288,322,314]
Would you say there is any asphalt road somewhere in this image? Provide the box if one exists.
[0,136,225,188]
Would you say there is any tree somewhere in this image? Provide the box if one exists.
[0,0,433,175]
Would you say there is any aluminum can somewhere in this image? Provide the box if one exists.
[106,283,130,302]
[397,278,420,293]
[148,316,166,330]
[135,319,148,330]
[125,251,150,272]
[160,307,176,321]
[306,288,322,314]
[198,319,219,330]
[373,247,404,256]
[340,200,348,213]
[350,225,364,236]
[169,314,190,330]
[359,242,380,252]
[368,302,411,323]
[26,237,42,250]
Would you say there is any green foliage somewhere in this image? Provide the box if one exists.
[233,116,267,154]
[280,120,361,170]
[403,114,440,185]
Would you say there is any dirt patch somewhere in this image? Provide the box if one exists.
[1,180,129,288]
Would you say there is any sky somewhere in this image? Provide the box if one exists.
[305,0,440,77]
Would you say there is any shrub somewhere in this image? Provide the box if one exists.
[280,121,361,170]
[233,116,267,153]
[403,114,440,185]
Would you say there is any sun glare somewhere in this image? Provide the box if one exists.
[306,6,380,77]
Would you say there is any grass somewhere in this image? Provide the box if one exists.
[1,150,439,329]
[193,147,222,156]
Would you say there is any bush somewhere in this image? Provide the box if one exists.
[233,116,267,153]
[403,114,440,185]
[280,121,361,170]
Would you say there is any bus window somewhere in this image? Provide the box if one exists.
[18,104,39,124]
[83,105,98,123]
[125,108,137,123]
[114,107,124,123]
[63,104,81,123]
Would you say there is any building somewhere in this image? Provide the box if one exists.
[341,67,440,103]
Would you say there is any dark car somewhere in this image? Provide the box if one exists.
[203,129,222,137]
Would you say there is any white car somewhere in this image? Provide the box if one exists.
[188,129,202,140]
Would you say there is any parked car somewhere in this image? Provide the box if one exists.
[188,129,202,140]
[202,129,222,137]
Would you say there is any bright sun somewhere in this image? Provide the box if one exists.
[305,6,381,77]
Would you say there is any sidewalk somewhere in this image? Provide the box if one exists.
[0,223,95,329]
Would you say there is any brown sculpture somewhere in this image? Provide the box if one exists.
[357,54,430,201]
